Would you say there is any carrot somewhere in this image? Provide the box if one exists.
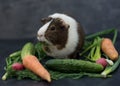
[21,42,51,82]
[101,38,118,61]
[22,55,51,82]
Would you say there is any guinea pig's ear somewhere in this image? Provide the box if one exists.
[56,18,70,30]
[41,17,52,24]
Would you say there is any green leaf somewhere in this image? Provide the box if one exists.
[35,42,47,61]
[16,69,41,81]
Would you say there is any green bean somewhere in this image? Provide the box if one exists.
[9,50,21,58]
[112,29,118,44]
[85,28,116,39]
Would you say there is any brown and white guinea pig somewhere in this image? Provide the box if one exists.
[37,13,85,59]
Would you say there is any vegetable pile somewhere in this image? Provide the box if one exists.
[2,28,120,82]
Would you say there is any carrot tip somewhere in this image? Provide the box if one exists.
[47,77,51,82]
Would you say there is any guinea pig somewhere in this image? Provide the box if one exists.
[37,13,85,59]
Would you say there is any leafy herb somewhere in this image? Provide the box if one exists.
[16,69,41,81]
[35,42,47,60]
[86,37,102,61]
[49,70,111,80]
[49,70,84,80]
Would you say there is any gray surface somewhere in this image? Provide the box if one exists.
[0,0,120,39]
[0,1,120,86]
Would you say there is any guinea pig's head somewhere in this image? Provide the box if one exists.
[37,13,70,47]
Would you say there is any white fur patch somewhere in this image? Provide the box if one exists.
[37,21,52,44]
[48,13,79,58]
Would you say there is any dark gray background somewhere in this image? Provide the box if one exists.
[0,0,120,86]
[0,0,120,39]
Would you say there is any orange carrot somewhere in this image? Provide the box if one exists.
[101,38,118,61]
[22,55,51,82]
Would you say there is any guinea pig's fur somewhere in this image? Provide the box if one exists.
[37,13,85,59]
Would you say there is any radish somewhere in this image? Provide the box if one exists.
[96,58,108,68]
[12,63,24,71]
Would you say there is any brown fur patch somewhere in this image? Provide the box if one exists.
[41,17,52,24]
[45,18,69,50]
[77,23,85,50]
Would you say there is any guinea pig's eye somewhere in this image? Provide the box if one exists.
[50,26,56,31]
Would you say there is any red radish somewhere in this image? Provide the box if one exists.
[12,63,24,71]
[96,58,107,68]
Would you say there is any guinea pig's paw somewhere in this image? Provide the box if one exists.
[56,45,63,50]
[43,46,51,53]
